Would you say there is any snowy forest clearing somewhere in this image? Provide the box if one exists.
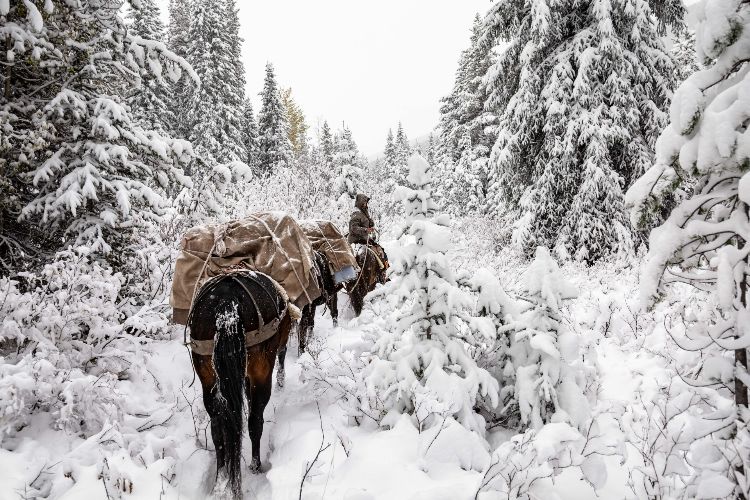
[0,253,675,500]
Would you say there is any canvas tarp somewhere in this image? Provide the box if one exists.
[170,212,321,325]
[299,220,359,273]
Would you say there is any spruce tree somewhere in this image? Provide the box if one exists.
[332,127,363,202]
[225,0,248,157]
[671,29,700,84]
[438,14,495,171]
[184,0,246,166]
[241,99,259,171]
[393,122,411,184]
[257,63,293,174]
[320,120,335,170]
[0,0,194,268]
[127,0,174,134]
[166,0,193,138]
[384,128,397,170]
[484,0,683,262]
[362,155,499,433]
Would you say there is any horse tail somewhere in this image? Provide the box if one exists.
[213,298,246,497]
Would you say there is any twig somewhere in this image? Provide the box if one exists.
[298,402,331,500]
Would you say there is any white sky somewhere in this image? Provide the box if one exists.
[159,0,489,155]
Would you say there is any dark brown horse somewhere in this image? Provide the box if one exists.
[187,271,291,497]
[345,244,388,316]
[296,251,343,361]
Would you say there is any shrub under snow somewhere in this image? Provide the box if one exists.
[0,249,165,440]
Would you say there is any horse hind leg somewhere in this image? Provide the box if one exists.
[329,292,338,327]
[298,304,314,356]
[202,382,227,474]
[276,344,287,388]
[246,359,274,472]
[194,355,226,471]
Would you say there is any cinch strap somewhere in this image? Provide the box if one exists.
[189,316,281,356]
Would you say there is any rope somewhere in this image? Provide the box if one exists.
[246,214,314,306]
[312,220,344,270]
[182,224,227,387]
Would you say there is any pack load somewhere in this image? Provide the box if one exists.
[171,212,321,325]
[299,220,359,284]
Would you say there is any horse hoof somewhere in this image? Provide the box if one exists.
[276,371,285,388]
[332,319,338,327]
[250,458,261,473]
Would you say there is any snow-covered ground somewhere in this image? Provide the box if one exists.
[1,255,681,500]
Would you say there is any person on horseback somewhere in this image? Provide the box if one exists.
[348,193,389,282]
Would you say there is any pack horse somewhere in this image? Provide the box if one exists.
[187,271,291,496]
[171,213,320,498]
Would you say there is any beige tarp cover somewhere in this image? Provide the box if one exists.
[299,220,359,273]
[170,212,321,325]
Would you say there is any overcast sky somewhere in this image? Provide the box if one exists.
[159,1,489,155]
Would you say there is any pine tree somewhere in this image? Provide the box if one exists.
[281,88,309,159]
[126,0,174,134]
[257,63,293,174]
[484,0,683,262]
[0,0,194,268]
[184,0,246,166]
[241,99,259,171]
[626,3,750,495]
[362,155,499,433]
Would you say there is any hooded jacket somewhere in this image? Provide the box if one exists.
[348,194,374,244]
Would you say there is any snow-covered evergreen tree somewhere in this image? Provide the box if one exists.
[241,98,259,171]
[362,155,499,433]
[626,2,750,495]
[184,0,245,166]
[484,0,683,262]
[438,14,495,168]
[394,122,411,173]
[166,0,193,138]
[510,247,590,430]
[257,63,293,174]
[320,120,335,169]
[332,127,363,202]
[425,133,438,167]
[126,0,174,134]
[671,28,700,85]
[384,128,397,169]
[0,0,195,265]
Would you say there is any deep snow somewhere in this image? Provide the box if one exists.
[1,256,680,499]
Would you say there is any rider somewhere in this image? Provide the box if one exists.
[348,194,388,280]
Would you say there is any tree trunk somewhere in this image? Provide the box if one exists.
[739,262,749,409]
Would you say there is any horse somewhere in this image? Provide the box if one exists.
[277,252,339,373]
[345,244,388,317]
[187,270,292,497]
